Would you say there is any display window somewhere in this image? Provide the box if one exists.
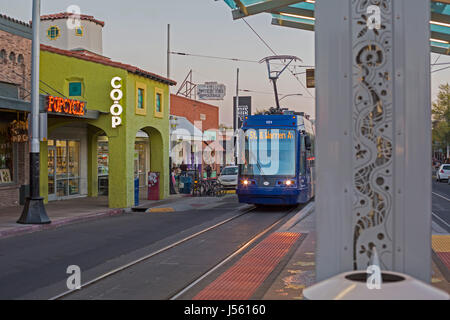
[47,139,81,199]
[0,122,14,185]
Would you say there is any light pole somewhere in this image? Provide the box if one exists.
[18,0,50,224]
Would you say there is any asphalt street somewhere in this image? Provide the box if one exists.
[432,179,450,231]
[0,195,297,300]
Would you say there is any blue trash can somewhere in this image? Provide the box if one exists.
[179,175,193,194]
[184,176,192,194]
[134,177,139,207]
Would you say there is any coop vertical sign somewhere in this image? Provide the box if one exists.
[110,77,123,128]
[233,96,252,131]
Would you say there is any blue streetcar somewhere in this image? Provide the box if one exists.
[236,112,315,206]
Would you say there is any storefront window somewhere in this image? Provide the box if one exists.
[0,123,13,184]
[48,139,80,199]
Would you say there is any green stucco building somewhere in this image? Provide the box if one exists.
[39,44,176,208]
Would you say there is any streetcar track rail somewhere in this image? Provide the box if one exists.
[49,205,257,300]
[432,211,450,230]
[168,205,301,300]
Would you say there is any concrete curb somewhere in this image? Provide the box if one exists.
[0,208,125,240]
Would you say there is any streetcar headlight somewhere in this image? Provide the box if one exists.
[285,180,295,186]
[242,180,249,186]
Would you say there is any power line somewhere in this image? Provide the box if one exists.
[170,51,258,64]
[171,51,313,68]
[432,65,450,73]
[241,18,315,98]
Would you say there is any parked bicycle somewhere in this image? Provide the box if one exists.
[191,178,225,197]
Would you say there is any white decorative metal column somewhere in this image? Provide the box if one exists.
[315,0,432,283]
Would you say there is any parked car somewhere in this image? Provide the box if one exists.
[218,166,239,189]
[436,164,450,182]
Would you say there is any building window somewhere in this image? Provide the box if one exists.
[9,52,15,64]
[75,26,84,37]
[0,50,6,63]
[138,89,144,109]
[69,82,82,96]
[156,93,162,112]
[0,122,14,185]
[200,114,206,121]
[47,26,61,40]
[154,88,164,118]
[17,54,24,65]
[135,82,147,115]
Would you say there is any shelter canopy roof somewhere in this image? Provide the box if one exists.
[224,0,450,55]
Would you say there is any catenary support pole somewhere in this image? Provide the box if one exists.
[18,0,50,224]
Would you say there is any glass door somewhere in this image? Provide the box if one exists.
[47,144,56,201]
[56,140,68,198]
[68,141,80,196]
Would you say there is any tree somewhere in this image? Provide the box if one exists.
[432,83,450,157]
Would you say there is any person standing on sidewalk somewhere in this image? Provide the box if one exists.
[206,164,212,179]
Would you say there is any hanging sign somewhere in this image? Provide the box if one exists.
[110,77,123,128]
[306,69,315,88]
[47,95,86,116]
[9,119,28,143]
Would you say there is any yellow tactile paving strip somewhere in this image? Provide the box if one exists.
[432,235,450,253]
[146,207,175,213]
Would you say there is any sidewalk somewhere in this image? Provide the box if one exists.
[0,196,123,239]
[0,194,190,240]
[0,193,239,240]
[193,203,450,300]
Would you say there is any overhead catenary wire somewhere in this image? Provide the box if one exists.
[170,51,313,68]
[241,18,315,99]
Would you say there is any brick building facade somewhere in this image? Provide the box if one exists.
[0,14,32,207]
[170,94,219,131]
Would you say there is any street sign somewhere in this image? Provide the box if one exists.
[233,96,252,131]
[197,82,226,100]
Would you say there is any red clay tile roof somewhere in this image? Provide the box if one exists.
[40,12,105,27]
[0,13,31,27]
[41,44,177,86]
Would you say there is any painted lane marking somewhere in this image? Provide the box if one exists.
[432,211,450,229]
[432,192,450,203]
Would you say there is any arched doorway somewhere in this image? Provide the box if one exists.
[135,126,167,202]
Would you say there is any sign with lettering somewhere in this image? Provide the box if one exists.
[110,77,123,128]
[233,96,252,131]
[197,82,226,100]
[248,130,294,140]
[47,95,86,116]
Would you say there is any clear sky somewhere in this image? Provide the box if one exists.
[0,0,448,126]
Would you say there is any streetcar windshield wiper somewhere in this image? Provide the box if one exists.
[248,150,269,182]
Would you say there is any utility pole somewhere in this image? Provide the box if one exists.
[18,0,50,224]
[167,24,170,79]
[234,68,240,166]
[235,68,239,132]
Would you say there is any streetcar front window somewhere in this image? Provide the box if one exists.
[239,129,296,176]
